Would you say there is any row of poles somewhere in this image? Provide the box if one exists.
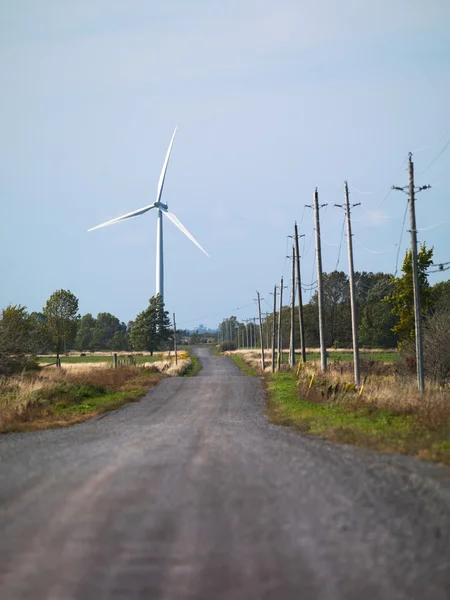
[220,153,428,392]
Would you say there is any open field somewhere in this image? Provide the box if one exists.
[227,350,450,465]
[230,348,397,364]
[0,353,193,433]
[37,352,168,365]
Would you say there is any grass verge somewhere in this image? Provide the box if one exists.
[229,353,258,376]
[0,366,161,433]
[183,353,202,377]
[266,371,450,465]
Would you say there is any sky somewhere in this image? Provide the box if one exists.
[1,0,449,330]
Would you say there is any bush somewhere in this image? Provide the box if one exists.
[423,308,450,386]
[219,341,237,352]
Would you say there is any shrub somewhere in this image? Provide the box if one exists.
[219,341,237,352]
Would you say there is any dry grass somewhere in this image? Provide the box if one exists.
[229,349,450,463]
[0,354,192,433]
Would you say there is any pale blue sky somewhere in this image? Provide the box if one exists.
[1,1,449,329]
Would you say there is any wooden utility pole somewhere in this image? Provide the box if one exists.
[311,189,327,372]
[408,157,425,393]
[393,154,430,393]
[294,223,306,363]
[290,246,296,367]
[271,285,277,373]
[277,276,284,372]
[173,313,178,365]
[339,184,360,387]
[257,292,265,370]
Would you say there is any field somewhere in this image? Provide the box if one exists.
[37,352,168,366]
[226,349,450,465]
[0,352,193,433]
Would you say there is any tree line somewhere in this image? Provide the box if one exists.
[0,292,175,375]
[220,244,450,355]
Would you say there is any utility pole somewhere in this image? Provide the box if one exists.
[336,184,361,387]
[173,313,178,365]
[290,246,296,367]
[271,285,277,373]
[257,292,265,370]
[393,153,431,393]
[294,223,306,363]
[307,189,327,371]
[277,276,285,372]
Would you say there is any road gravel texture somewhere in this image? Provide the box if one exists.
[1,348,449,599]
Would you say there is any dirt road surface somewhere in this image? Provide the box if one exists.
[1,348,449,599]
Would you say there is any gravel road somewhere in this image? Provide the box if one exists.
[1,348,449,599]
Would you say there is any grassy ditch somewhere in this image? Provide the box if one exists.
[228,350,450,465]
[229,353,258,376]
[0,353,196,433]
[183,353,202,377]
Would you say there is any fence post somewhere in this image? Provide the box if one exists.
[113,353,118,369]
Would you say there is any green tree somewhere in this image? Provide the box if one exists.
[75,313,96,351]
[431,279,450,313]
[359,276,398,348]
[43,290,80,363]
[389,244,434,348]
[130,295,172,355]
[0,305,39,374]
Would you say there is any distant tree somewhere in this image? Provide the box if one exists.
[359,277,398,348]
[389,244,434,348]
[0,305,39,374]
[423,307,450,385]
[75,313,96,351]
[130,295,172,355]
[43,290,80,363]
[431,279,450,313]
[190,330,202,344]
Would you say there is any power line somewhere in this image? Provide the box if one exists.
[359,204,394,220]
[353,237,396,255]
[335,215,346,270]
[416,136,450,178]
[416,216,450,232]
[394,198,409,276]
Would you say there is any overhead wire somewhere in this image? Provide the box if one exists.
[416,217,450,232]
[335,214,346,270]
[353,237,396,255]
[416,134,450,178]
[393,198,409,276]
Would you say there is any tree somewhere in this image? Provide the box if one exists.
[431,280,450,313]
[43,290,80,363]
[0,305,40,375]
[423,307,450,386]
[75,313,96,351]
[359,276,398,348]
[130,295,172,355]
[389,244,433,348]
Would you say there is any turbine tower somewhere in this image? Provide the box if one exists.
[88,128,209,300]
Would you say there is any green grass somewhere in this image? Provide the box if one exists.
[266,372,450,465]
[52,389,143,415]
[1,367,161,433]
[183,353,202,377]
[229,354,258,376]
[273,351,397,363]
[38,354,164,365]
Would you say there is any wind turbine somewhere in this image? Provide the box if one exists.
[88,128,209,300]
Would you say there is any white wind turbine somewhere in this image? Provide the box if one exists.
[88,128,209,300]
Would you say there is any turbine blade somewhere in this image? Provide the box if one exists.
[156,127,177,205]
[88,204,155,232]
[163,210,210,257]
